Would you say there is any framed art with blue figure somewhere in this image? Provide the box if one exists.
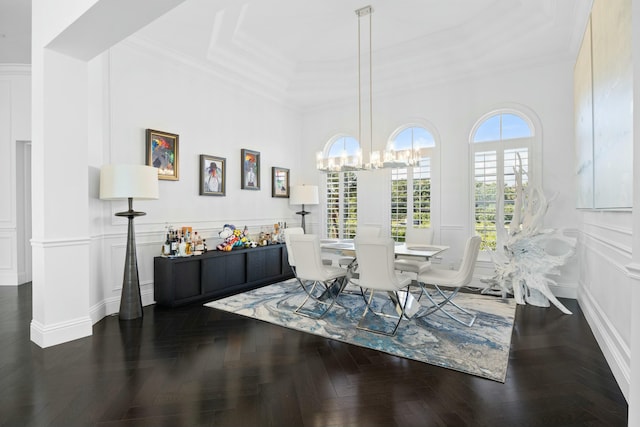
[146,129,179,180]
[241,148,260,190]
[200,154,226,196]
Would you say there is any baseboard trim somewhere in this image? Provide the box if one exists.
[30,316,93,348]
[578,287,630,401]
[89,288,156,324]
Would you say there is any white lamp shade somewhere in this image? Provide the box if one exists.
[289,185,319,205]
[100,164,159,200]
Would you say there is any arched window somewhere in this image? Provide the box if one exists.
[323,135,360,238]
[389,126,436,241]
[471,111,535,250]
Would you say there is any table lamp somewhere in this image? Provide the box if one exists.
[100,164,159,320]
[289,185,319,233]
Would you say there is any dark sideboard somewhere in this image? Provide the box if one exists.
[154,243,294,307]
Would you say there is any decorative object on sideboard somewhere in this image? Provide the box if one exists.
[241,148,260,190]
[272,167,290,198]
[145,129,179,181]
[481,154,576,314]
[216,224,250,251]
[100,164,159,320]
[289,185,319,233]
[200,154,226,196]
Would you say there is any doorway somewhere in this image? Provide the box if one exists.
[16,140,32,285]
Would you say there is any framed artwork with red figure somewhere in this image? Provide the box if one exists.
[241,149,260,190]
[146,129,179,181]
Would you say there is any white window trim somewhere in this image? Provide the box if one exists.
[469,106,542,257]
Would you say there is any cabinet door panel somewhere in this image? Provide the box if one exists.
[174,261,201,300]
[263,246,282,278]
[201,257,227,294]
[224,252,247,286]
[247,251,266,283]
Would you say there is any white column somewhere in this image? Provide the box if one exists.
[30,47,92,347]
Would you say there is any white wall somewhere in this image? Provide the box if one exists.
[87,40,304,319]
[301,60,579,291]
[0,65,31,286]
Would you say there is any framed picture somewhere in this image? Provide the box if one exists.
[200,155,226,196]
[272,167,289,198]
[146,129,179,181]
[241,149,260,190]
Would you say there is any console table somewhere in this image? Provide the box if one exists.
[154,243,294,307]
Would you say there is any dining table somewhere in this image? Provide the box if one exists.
[320,238,448,259]
[319,238,449,317]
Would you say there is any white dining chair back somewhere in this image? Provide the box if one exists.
[354,237,413,336]
[450,235,482,286]
[356,224,382,238]
[404,227,434,246]
[416,235,481,326]
[283,227,304,268]
[338,224,383,269]
[356,237,403,292]
[290,234,327,280]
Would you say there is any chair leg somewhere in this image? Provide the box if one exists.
[294,278,341,319]
[356,289,407,336]
[416,283,477,327]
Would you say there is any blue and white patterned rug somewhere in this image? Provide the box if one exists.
[205,279,516,382]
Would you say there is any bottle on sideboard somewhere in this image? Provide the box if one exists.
[163,233,170,256]
[170,234,178,256]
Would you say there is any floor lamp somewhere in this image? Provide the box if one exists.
[100,164,159,320]
[290,185,319,233]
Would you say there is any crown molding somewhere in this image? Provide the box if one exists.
[0,64,31,76]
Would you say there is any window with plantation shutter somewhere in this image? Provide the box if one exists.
[472,112,533,250]
[389,126,435,242]
[323,136,359,239]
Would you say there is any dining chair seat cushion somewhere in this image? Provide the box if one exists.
[417,265,468,287]
[321,265,350,281]
[394,259,431,274]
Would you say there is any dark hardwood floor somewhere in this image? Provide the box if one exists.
[0,283,627,427]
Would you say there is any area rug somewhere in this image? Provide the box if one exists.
[205,280,516,382]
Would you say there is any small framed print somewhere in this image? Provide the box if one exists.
[200,155,226,196]
[272,167,289,198]
[146,129,179,180]
[241,149,260,190]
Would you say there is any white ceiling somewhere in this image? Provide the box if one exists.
[0,0,592,109]
[0,0,31,64]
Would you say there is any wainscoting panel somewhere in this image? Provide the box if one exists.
[577,226,632,400]
[0,231,17,286]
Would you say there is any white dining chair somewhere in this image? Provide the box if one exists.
[415,235,481,327]
[285,227,332,277]
[288,234,348,319]
[338,224,382,268]
[354,236,413,336]
[394,227,434,276]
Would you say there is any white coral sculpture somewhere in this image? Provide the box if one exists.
[481,154,576,314]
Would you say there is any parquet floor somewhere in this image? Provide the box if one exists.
[0,284,628,426]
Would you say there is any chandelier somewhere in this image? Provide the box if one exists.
[317,6,373,172]
[317,6,415,172]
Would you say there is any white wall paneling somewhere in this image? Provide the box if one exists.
[0,68,31,286]
[0,232,16,286]
[577,210,633,399]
